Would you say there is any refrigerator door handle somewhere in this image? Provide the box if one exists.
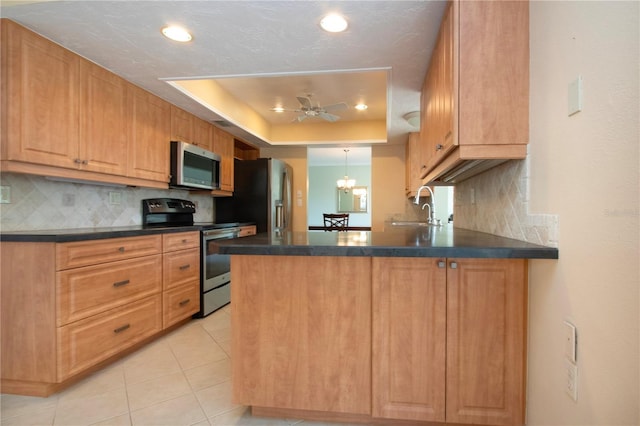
[282,169,291,230]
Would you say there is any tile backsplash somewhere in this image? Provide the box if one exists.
[454,158,558,247]
[0,173,214,231]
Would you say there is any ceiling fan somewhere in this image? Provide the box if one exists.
[274,95,348,122]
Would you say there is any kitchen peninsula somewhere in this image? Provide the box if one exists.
[218,227,557,426]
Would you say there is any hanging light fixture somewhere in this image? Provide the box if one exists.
[337,149,356,191]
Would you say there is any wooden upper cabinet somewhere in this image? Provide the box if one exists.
[170,105,212,151]
[405,132,423,196]
[372,257,446,422]
[418,0,529,182]
[129,84,171,182]
[1,19,79,168]
[458,0,529,146]
[192,117,213,151]
[78,58,129,175]
[446,258,527,426]
[213,126,234,192]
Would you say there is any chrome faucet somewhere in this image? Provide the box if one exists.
[421,203,432,223]
[415,185,438,225]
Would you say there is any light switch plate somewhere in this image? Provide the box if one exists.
[564,320,577,363]
[568,75,583,116]
[565,358,578,401]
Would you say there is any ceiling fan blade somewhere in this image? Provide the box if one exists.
[297,96,313,109]
[319,112,340,122]
[295,114,308,122]
[321,102,348,111]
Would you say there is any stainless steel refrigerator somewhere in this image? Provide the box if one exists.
[215,158,293,233]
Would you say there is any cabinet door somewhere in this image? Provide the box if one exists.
[192,116,213,151]
[78,58,129,175]
[446,258,527,426]
[57,294,163,380]
[129,84,171,182]
[170,105,193,143]
[405,132,422,196]
[1,19,79,168]
[458,0,529,146]
[163,248,200,291]
[232,255,371,415]
[372,257,446,422]
[213,127,234,192]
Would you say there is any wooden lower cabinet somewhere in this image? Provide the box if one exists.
[233,256,527,426]
[58,294,162,380]
[0,232,201,396]
[162,232,201,328]
[232,255,372,415]
[372,257,447,422]
[446,258,527,426]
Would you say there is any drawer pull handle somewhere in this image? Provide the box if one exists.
[182,239,188,243]
[113,324,130,334]
[179,264,190,270]
[179,299,191,306]
[113,279,130,288]
[118,247,125,253]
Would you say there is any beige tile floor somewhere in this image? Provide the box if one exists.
[0,305,349,426]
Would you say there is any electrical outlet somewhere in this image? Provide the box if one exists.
[565,359,578,401]
[0,185,11,204]
[109,191,122,205]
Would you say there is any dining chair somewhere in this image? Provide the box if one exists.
[323,213,349,231]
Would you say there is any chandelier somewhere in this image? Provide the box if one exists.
[336,149,356,190]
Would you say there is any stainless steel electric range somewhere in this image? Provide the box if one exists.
[142,198,242,317]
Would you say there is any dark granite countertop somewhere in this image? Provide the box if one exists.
[0,223,254,243]
[216,226,559,259]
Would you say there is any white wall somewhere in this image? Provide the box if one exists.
[528,2,639,424]
[456,2,639,424]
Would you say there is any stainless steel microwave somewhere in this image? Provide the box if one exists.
[170,141,221,190]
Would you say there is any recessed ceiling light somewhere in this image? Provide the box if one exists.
[161,25,192,42]
[355,103,368,111]
[320,14,348,33]
[272,106,285,113]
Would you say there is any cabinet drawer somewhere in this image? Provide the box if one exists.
[163,281,200,329]
[238,225,256,237]
[57,294,162,380]
[163,231,200,252]
[163,248,200,290]
[56,235,162,270]
[57,255,162,326]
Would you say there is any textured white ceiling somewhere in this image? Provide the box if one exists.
[1,0,446,148]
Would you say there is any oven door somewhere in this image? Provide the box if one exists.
[198,227,239,317]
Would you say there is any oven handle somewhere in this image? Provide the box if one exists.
[203,227,241,240]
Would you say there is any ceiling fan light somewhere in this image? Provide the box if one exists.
[272,106,285,113]
[320,14,348,33]
[161,25,192,42]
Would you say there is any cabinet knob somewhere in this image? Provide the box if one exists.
[436,144,443,151]
[74,158,82,164]
[450,261,458,269]
[437,260,446,268]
